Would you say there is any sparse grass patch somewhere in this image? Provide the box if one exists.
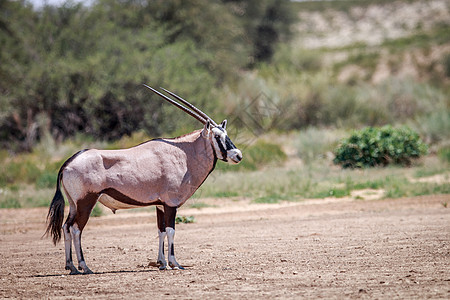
[0,160,41,186]
[414,168,448,179]
[35,171,58,189]
[0,197,22,209]
[437,146,450,164]
[252,194,282,204]
[351,179,386,190]
[197,153,448,205]
[25,196,51,207]
[334,50,380,75]
[382,25,450,52]
[189,202,217,209]
[296,127,346,164]
[412,111,450,145]
[0,185,54,209]
[211,191,239,198]
[310,187,350,199]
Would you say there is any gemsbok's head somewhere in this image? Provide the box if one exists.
[143,85,242,164]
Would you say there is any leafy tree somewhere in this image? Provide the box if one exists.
[0,0,297,151]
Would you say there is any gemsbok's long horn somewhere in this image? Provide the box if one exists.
[142,84,206,124]
[161,87,218,127]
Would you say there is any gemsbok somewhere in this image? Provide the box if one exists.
[45,85,242,274]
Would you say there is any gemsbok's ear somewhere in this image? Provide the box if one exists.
[202,120,211,138]
[220,119,227,130]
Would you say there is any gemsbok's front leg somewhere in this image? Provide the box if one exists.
[156,206,167,270]
[164,205,184,270]
[155,205,184,270]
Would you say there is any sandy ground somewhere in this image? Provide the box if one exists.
[0,194,449,299]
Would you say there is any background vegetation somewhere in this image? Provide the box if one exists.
[1,0,449,209]
[0,0,295,151]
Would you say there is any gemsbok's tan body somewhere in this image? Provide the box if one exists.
[45,85,242,274]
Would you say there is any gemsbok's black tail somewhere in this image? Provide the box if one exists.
[45,169,65,245]
[44,149,89,245]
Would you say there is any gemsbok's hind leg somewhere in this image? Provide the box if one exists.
[70,193,98,274]
[63,217,80,275]
[62,195,80,275]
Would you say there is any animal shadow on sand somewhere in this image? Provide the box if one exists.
[30,264,192,278]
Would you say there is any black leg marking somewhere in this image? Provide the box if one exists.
[164,205,177,230]
[156,206,166,232]
[66,248,73,265]
[171,244,175,256]
[79,234,85,262]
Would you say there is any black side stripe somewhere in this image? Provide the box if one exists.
[100,188,163,207]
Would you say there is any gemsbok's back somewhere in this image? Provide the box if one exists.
[45,85,242,274]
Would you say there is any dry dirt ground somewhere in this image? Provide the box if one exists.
[1,195,449,299]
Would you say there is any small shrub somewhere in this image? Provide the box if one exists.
[333,126,428,168]
[175,215,195,224]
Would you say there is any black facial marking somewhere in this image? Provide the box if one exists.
[215,136,228,161]
[224,136,236,150]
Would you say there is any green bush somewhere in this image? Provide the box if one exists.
[333,126,428,168]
